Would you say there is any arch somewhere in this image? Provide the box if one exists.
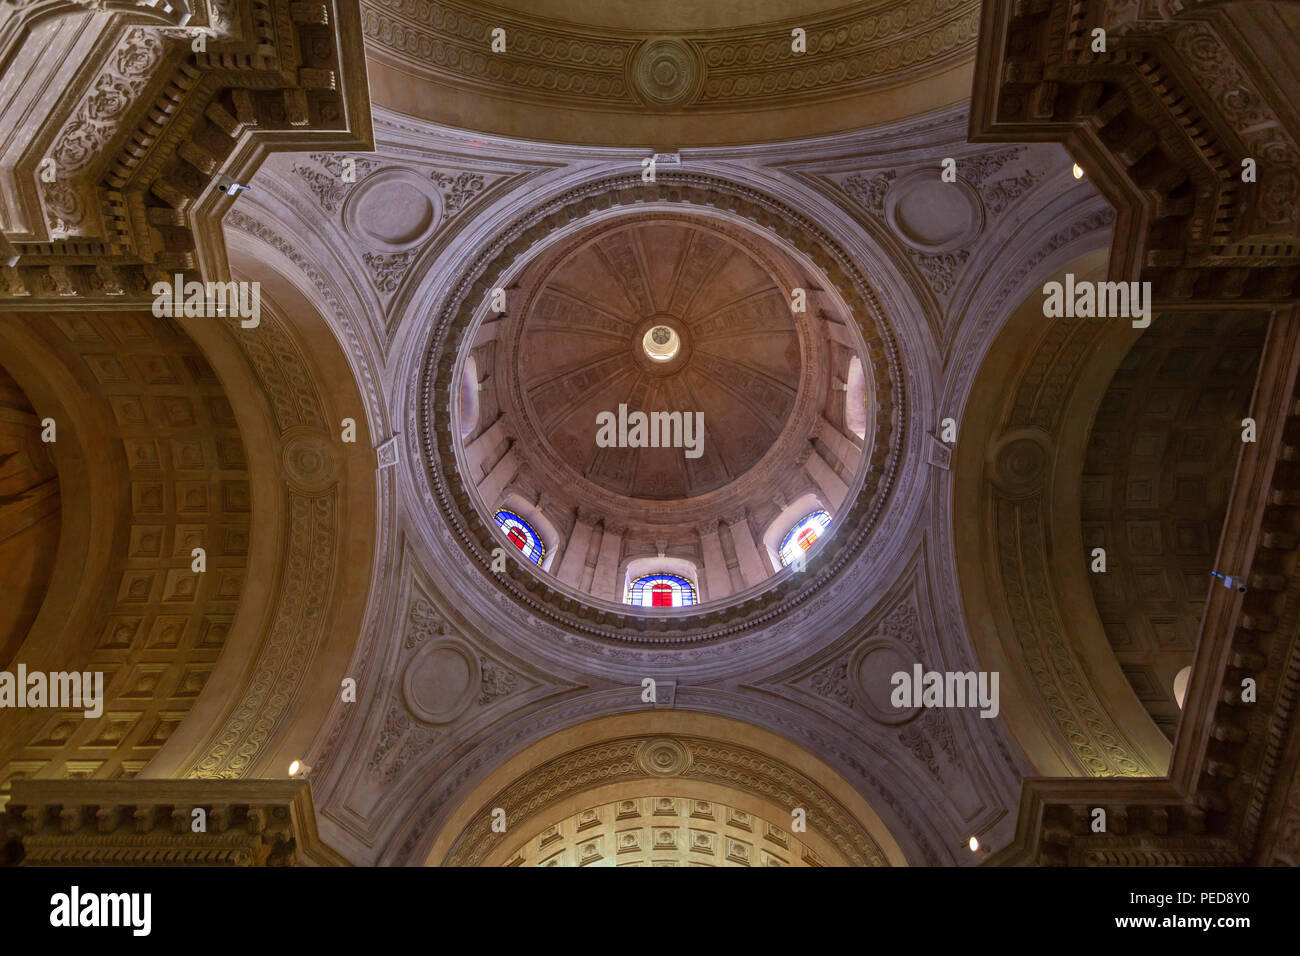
[1079,312,1266,739]
[844,355,867,440]
[951,248,1171,778]
[620,555,699,603]
[144,231,380,782]
[363,2,976,148]
[419,711,910,867]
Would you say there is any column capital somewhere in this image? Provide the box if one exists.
[695,518,720,536]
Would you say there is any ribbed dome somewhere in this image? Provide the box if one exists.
[516,220,800,500]
[450,189,878,619]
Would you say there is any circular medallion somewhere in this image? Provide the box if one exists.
[883,169,984,253]
[342,168,444,251]
[402,640,481,724]
[281,432,338,492]
[632,39,700,107]
[850,638,923,725]
[637,737,692,776]
[991,430,1051,496]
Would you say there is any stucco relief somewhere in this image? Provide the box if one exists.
[291,152,499,299]
[0,0,373,305]
[361,596,542,787]
[2,0,1295,878]
[41,27,166,236]
[835,145,1050,302]
[796,597,925,724]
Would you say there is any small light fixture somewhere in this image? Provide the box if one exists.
[288,760,311,778]
[968,835,981,853]
[1072,163,1084,180]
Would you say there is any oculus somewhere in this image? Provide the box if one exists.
[641,324,680,362]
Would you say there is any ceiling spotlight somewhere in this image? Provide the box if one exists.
[968,835,981,852]
[1072,163,1084,179]
[288,760,311,777]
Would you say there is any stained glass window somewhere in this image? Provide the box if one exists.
[625,573,697,608]
[493,510,545,565]
[778,510,831,567]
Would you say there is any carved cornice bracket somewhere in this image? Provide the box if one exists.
[2,778,347,866]
[969,0,1300,307]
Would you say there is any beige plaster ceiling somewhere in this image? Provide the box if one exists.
[516,219,800,500]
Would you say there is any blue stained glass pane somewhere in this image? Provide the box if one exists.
[779,510,831,567]
[625,572,697,608]
[493,510,545,565]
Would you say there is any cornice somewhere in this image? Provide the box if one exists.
[968,0,1300,307]
[0,0,374,307]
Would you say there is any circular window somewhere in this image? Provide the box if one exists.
[641,324,680,362]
